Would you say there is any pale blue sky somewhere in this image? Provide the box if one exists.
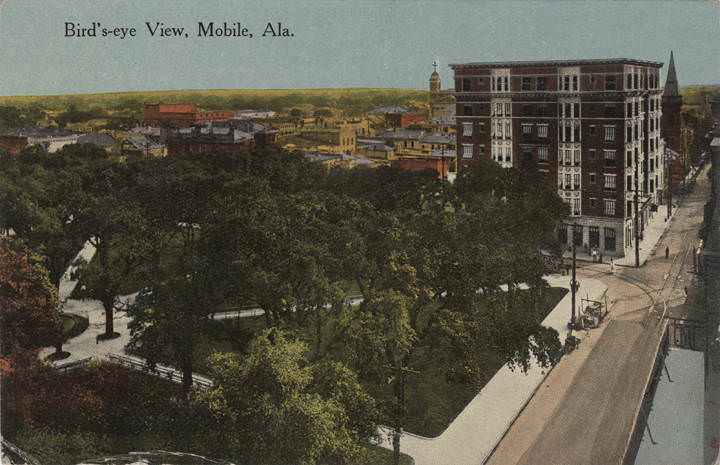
[0,0,718,95]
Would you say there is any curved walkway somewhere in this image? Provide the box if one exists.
[38,241,208,388]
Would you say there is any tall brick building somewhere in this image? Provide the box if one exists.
[450,58,665,257]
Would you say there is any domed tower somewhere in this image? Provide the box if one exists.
[661,51,683,154]
[429,61,441,95]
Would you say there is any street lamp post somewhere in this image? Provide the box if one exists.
[440,146,445,182]
[569,222,580,327]
[635,151,640,268]
[666,156,672,219]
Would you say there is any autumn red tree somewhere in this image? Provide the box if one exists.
[0,238,65,427]
[1,239,135,432]
[0,238,63,358]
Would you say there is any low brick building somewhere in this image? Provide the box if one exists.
[145,104,235,128]
[144,104,198,128]
[391,156,450,180]
[386,112,426,128]
[0,135,28,154]
[167,120,276,156]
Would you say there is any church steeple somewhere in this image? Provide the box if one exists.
[429,60,441,94]
[661,50,683,154]
[663,50,680,98]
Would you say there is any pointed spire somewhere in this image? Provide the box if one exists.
[664,50,680,97]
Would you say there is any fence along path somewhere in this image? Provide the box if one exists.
[105,353,215,389]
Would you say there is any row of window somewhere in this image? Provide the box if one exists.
[624,98,662,118]
[491,144,512,163]
[521,146,549,162]
[491,75,511,92]
[521,123,549,138]
[559,172,617,190]
[559,125,581,143]
[467,74,617,93]
[462,142,659,171]
[560,173,582,191]
[626,124,643,143]
[463,120,618,142]
[460,70,659,94]
[626,68,661,90]
[492,119,512,140]
[461,102,658,119]
[626,144,660,168]
[461,143,486,158]
[567,199,628,218]
[493,102,512,116]
[559,149,582,165]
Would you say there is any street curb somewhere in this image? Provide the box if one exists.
[619,318,670,465]
[482,285,609,464]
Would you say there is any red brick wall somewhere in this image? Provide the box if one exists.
[386,113,426,128]
[167,138,254,156]
[0,135,28,154]
[196,110,235,123]
[392,157,449,179]
[661,102,682,154]
[145,104,198,128]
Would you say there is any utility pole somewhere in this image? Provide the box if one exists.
[667,157,672,219]
[440,146,445,182]
[635,151,640,268]
[570,222,579,326]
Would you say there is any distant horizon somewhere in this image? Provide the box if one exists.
[2,84,719,100]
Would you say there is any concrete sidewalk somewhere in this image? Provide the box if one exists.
[39,239,137,365]
[488,163,712,465]
[374,276,608,465]
[616,163,707,267]
[615,203,677,267]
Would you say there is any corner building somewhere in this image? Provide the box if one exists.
[451,59,665,257]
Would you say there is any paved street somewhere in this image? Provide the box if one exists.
[488,164,710,465]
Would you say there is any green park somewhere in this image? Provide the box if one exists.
[0,140,569,465]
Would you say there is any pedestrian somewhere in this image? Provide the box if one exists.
[665,246,669,259]
[599,253,603,263]
[610,258,615,273]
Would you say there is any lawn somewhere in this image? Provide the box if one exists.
[368,286,568,437]
[60,312,89,340]
[202,286,568,438]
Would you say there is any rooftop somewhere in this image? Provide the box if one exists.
[420,134,454,144]
[173,120,272,142]
[449,58,663,70]
[378,130,424,140]
[359,144,394,152]
[124,136,163,151]
[77,132,116,147]
[366,105,409,115]
[5,126,78,138]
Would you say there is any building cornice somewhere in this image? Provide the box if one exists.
[449,58,663,70]
[452,90,663,99]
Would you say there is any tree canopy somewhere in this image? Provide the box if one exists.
[0,143,567,465]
